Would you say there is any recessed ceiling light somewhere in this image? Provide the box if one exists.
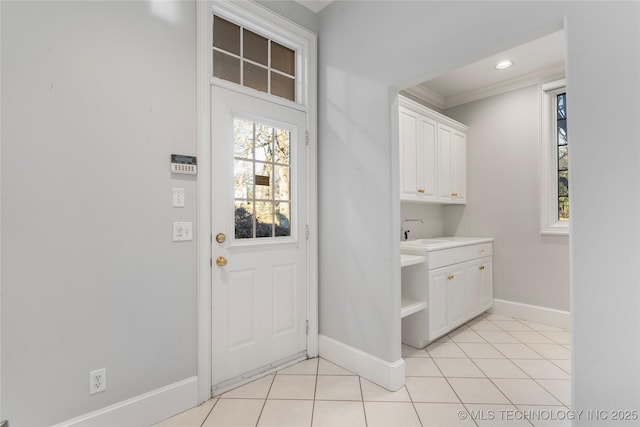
[495,60,513,70]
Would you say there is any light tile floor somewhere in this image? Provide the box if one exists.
[153,314,571,427]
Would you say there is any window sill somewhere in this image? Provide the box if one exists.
[540,222,569,236]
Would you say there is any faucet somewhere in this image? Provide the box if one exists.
[401,219,424,241]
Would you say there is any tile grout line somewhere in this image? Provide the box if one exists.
[427,343,482,425]
[253,373,276,427]
[446,317,548,426]
[357,376,369,427]
[477,318,567,419]
[471,317,537,427]
[310,358,319,427]
[199,398,220,427]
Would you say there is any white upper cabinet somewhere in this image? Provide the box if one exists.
[399,96,468,204]
[399,106,437,202]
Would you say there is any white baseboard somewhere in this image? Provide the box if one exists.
[318,335,405,391]
[52,376,199,427]
[491,299,571,330]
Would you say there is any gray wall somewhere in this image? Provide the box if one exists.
[443,85,570,311]
[257,0,319,33]
[318,0,640,418]
[400,203,444,239]
[569,3,640,419]
[1,1,197,425]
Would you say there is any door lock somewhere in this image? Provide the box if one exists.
[215,233,226,243]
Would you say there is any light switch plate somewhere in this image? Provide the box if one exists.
[172,188,185,207]
[173,221,192,241]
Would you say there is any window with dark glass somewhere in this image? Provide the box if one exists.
[556,93,568,221]
[212,15,296,102]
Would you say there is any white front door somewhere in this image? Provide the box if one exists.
[211,85,308,389]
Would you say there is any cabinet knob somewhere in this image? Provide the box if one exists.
[447,275,454,280]
[417,188,425,193]
[451,192,458,197]
[479,265,485,271]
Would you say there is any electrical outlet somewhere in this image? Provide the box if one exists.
[89,368,106,394]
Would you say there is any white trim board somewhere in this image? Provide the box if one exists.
[51,377,198,427]
[0,0,3,420]
[195,0,213,404]
[318,335,405,392]
[491,298,571,330]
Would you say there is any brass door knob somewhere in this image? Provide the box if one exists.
[216,256,228,267]
[215,233,226,243]
[479,265,485,271]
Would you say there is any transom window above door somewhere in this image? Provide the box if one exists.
[213,15,297,102]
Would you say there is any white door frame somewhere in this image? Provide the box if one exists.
[0,2,3,421]
[195,0,318,403]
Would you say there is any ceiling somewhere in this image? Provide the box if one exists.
[294,0,334,13]
[290,2,565,110]
[405,30,566,110]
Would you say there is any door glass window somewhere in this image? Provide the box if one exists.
[234,118,292,240]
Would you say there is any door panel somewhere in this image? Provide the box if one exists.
[437,124,452,201]
[211,86,307,388]
[446,264,466,328]
[428,267,448,340]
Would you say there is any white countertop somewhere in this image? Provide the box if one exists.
[401,236,493,252]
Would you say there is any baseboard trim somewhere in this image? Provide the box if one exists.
[491,299,571,329]
[52,376,199,427]
[318,335,405,391]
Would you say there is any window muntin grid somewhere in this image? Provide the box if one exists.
[213,15,296,102]
[233,118,292,240]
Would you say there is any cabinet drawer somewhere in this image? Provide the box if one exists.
[428,243,492,269]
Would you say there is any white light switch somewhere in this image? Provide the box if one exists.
[172,188,185,207]
[173,221,193,241]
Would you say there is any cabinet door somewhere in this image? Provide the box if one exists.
[418,116,437,201]
[466,257,493,317]
[445,263,467,328]
[436,124,453,202]
[399,106,420,201]
[451,130,466,203]
[427,267,449,340]
[478,257,493,312]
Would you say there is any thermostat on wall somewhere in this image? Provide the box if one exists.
[171,154,197,175]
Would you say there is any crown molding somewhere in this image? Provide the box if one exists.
[443,64,566,109]
[402,85,446,110]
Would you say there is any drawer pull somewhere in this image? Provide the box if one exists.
[451,192,458,197]
[417,188,425,193]
[479,266,485,271]
[447,275,454,280]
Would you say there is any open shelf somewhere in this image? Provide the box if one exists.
[401,297,427,318]
[401,254,426,267]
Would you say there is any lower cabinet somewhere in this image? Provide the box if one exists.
[425,257,493,343]
[402,242,493,348]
